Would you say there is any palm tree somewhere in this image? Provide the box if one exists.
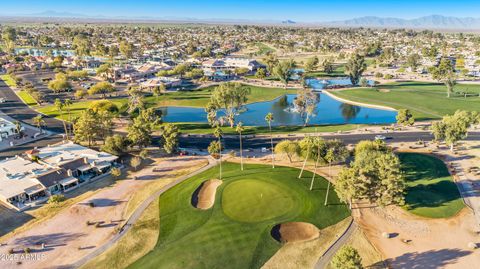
[324,148,335,205]
[64,99,73,138]
[236,122,245,171]
[265,112,275,168]
[213,126,223,180]
[309,143,322,191]
[299,136,313,178]
[14,121,22,135]
[54,98,68,139]
[33,114,45,133]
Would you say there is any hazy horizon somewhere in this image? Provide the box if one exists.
[1,0,480,22]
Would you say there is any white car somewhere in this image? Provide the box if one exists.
[0,98,5,103]
[374,135,386,141]
[261,147,268,153]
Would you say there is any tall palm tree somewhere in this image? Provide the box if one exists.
[54,98,69,139]
[64,99,73,138]
[213,126,223,180]
[33,114,45,134]
[14,121,22,135]
[236,122,245,171]
[324,148,335,205]
[310,144,322,191]
[265,112,275,168]
[299,136,313,178]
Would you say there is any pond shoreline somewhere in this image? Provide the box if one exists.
[323,90,397,112]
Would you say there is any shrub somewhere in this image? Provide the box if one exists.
[24,248,31,254]
[48,194,66,204]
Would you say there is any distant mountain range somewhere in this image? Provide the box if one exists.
[1,12,480,29]
[327,15,480,29]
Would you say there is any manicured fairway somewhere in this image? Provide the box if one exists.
[129,162,349,269]
[399,153,464,218]
[331,81,480,120]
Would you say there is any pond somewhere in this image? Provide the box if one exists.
[159,93,397,127]
[15,48,75,57]
[306,78,374,90]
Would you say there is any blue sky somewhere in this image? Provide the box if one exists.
[2,0,480,22]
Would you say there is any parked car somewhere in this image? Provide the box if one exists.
[374,135,386,141]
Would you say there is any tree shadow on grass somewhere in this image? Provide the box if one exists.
[405,180,463,210]
[387,249,472,269]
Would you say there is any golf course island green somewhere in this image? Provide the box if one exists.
[400,152,465,218]
[129,162,350,269]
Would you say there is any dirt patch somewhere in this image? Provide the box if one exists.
[191,179,222,210]
[378,89,390,93]
[271,222,319,243]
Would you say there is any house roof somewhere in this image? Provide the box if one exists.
[35,168,69,188]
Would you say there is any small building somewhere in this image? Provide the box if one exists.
[0,142,119,211]
[0,156,51,211]
[0,117,21,142]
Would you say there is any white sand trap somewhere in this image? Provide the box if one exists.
[378,89,391,93]
[272,222,319,243]
[193,179,222,210]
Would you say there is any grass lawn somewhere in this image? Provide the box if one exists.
[37,98,128,121]
[330,81,480,120]
[0,74,17,87]
[129,162,349,269]
[305,64,346,78]
[144,84,297,108]
[17,90,38,106]
[255,42,276,55]
[175,122,362,135]
[399,153,464,218]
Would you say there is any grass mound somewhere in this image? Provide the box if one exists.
[129,162,349,269]
[399,153,464,218]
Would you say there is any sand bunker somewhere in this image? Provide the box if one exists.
[378,89,391,93]
[191,179,222,210]
[271,222,319,243]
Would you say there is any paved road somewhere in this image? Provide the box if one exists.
[0,79,65,133]
[178,131,480,151]
[315,220,357,269]
[71,157,216,269]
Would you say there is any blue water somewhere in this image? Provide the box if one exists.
[15,48,75,57]
[160,93,397,127]
[306,78,374,90]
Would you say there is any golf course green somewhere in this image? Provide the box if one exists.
[400,153,464,218]
[331,81,480,120]
[129,162,350,269]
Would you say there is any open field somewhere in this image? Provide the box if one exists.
[129,162,350,269]
[330,81,480,120]
[399,152,464,218]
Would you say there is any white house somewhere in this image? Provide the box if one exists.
[0,117,20,142]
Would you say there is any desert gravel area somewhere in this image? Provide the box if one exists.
[357,140,480,269]
[357,206,480,269]
[0,155,208,269]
